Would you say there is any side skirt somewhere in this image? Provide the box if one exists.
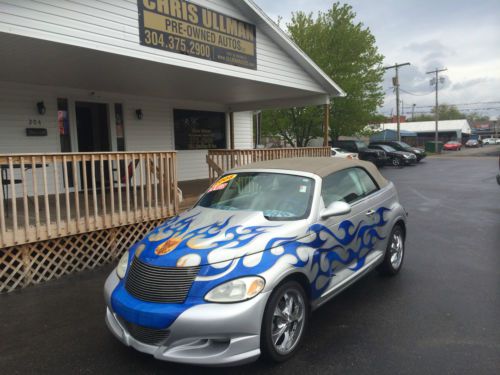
[311,252,384,311]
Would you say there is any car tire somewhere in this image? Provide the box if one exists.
[378,225,405,276]
[260,280,309,363]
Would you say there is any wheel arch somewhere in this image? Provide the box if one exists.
[394,218,406,241]
[274,271,312,304]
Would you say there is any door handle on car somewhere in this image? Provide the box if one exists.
[365,210,375,216]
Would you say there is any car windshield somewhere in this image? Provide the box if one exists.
[355,141,368,149]
[377,145,396,152]
[393,141,412,150]
[197,172,315,221]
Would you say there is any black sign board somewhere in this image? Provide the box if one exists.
[137,0,257,70]
[26,128,48,136]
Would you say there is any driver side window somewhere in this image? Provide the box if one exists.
[322,168,379,206]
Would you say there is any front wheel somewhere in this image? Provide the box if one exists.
[391,157,402,167]
[378,225,405,276]
[261,281,309,362]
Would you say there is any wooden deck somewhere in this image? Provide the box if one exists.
[0,152,178,247]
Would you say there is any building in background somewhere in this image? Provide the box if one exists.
[368,119,471,146]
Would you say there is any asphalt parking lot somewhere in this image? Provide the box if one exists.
[1,156,499,375]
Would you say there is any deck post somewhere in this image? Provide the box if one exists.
[229,112,235,150]
[323,103,330,147]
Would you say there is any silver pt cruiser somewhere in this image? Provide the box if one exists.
[104,157,407,366]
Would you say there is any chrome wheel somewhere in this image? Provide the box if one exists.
[392,158,401,167]
[271,290,306,355]
[389,231,404,269]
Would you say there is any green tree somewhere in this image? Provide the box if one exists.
[261,3,385,143]
[466,112,490,123]
[262,106,323,147]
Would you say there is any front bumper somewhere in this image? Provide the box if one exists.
[104,272,270,366]
[403,157,417,165]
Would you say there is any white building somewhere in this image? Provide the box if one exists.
[370,119,471,143]
[0,0,344,181]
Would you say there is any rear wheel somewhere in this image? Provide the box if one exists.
[378,225,405,276]
[261,281,309,362]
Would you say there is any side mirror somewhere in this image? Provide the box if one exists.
[320,201,351,219]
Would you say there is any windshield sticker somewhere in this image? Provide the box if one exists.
[299,185,308,193]
[208,183,228,193]
[215,174,237,186]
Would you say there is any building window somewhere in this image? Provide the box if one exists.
[174,109,226,150]
[114,103,125,151]
[58,98,71,152]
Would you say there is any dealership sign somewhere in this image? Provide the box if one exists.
[137,0,257,69]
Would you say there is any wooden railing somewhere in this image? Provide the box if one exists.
[206,147,331,181]
[0,151,178,248]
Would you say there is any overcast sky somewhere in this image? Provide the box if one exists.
[254,0,500,120]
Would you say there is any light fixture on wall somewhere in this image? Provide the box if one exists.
[135,109,143,120]
[37,101,46,115]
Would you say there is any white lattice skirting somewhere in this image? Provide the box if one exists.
[0,219,164,293]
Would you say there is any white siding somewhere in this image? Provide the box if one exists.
[233,111,254,149]
[0,82,254,187]
[0,0,324,93]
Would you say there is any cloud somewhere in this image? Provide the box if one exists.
[254,0,500,119]
[452,78,488,91]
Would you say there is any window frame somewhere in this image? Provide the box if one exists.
[321,167,380,207]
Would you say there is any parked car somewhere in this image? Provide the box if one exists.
[443,141,462,151]
[332,140,387,167]
[331,147,358,159]
[483,137,500,145]
[369,141,426,162]
[465,139,481,148]
[369,144,417,166]
[104,158,408,366]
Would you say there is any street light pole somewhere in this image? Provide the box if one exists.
[384,62,410,141]
[426,68,447,153]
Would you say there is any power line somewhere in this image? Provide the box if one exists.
[403,101,500,109]
[399,88,434,96]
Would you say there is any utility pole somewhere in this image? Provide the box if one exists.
[412,104,416,121]
[426,67,447,153]
[384,62,410,141]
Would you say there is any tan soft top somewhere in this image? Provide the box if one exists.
[234,157,389,188]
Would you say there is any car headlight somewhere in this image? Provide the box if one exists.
[403,154,411,158]
[205,276,265,303]
[116,252,130,279]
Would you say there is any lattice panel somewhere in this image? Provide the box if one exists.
[0,219,167,293]
[0,247,26,292]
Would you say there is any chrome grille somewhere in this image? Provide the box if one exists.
[125,257,199,303]
[122,320,170,345]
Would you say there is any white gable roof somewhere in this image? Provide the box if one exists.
[372,120,471,134]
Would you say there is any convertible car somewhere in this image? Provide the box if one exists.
[104,157,408,366]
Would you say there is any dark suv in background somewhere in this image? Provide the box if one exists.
[369,141,426,162]
[332,140,387,167]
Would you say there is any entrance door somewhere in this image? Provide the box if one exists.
[75,102,111,189]
[76,102,110,152]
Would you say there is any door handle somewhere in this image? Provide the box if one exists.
[365,210,375,216]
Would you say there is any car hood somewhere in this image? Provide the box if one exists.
[131,207,310,268]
